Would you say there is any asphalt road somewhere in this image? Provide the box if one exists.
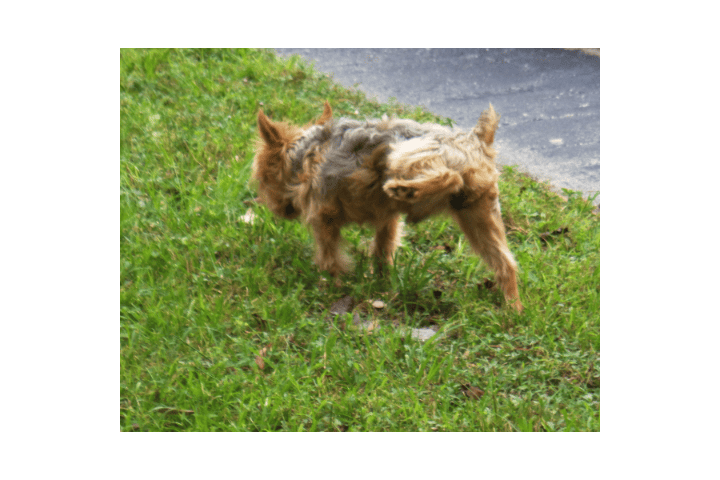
[275,48,600,205]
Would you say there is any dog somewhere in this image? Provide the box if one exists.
[252,102,522,312]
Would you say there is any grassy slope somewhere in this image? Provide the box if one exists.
[120,48,600,431]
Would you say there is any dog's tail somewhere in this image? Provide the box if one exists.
[473,103,500,146]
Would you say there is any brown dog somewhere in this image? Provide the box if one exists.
[252,102,522,312]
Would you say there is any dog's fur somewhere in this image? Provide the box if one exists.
[252,102,522,312]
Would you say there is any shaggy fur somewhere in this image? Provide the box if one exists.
[252,102,522,312]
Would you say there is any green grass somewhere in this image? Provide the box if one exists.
[120,48,600,431]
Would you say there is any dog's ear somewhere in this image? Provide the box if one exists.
[257,109,283,146]
[473,103,500,145]
[316,101,333,125]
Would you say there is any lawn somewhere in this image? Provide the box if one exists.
[120,48,600,431]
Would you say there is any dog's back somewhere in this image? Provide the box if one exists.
[314,117,451,197]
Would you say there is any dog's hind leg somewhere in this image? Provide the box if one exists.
[383,167,463,203]
[451,190,523,312]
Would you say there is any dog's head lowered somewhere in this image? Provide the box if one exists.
[252,102,333,219]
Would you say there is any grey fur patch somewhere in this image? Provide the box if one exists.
[320,123,395,195]
[318,117,451,197]
[287,124,330,175]
[285,116,455,199]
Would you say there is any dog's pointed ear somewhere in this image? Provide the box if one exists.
[316,101,333,125]
[257,109,282,146]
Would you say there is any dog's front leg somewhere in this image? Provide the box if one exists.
[310,212,350,282]
[371,215,403,270]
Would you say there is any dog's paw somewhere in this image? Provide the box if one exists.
[384,181,416,201]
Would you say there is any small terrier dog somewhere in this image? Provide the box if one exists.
[252,102,522,312]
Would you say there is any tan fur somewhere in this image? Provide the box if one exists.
[251,102,522,312]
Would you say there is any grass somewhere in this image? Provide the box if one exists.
[120,48,600,432]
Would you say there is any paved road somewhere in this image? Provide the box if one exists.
[275,48,600,205]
